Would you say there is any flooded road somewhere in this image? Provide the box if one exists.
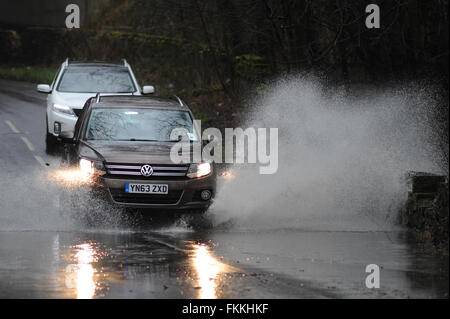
[0,229,447,298]
[0,79,448,299]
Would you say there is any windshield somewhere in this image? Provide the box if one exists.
[57,67,136,93]
[85,108,198,142]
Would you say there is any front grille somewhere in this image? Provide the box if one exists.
[105,163,189,180]
[72,108,83,117]
[110,189,183,204]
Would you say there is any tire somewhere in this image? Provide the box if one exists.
[183,210,213,230]
[58,187,76,219]
[45,117,58,154]
[46,132,58,154]
[59,186,107,227]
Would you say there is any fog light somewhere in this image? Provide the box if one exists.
[54,122,61,135]
[200,190,212,201]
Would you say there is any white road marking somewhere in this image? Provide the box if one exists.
[20,136,35,151]
[4,120,47,168]
[4,120,20,133]
[152,239,189,254]
[34,155,47,168]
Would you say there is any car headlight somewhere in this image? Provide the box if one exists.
[53,103,75,116]
[187,162,212,179]
[79,158,106,176]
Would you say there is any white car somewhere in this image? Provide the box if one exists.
[37,58,154,153]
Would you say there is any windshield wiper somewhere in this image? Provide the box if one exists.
[116,138,196,142]
[164,140,196,143]
[116,138,160,142]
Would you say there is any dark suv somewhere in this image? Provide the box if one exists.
[59,95,216,213]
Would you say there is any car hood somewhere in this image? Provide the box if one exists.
[53,91,134,109]
[80,140,197,164]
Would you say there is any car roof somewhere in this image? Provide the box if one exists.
[92,95,188,111]
[66,63,128,70]
[68,60,125,66]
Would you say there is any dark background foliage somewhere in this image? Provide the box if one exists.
[0,0,448,146]
[2,0,448,89]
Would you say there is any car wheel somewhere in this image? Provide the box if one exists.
[183,210,213,230]
[45,118,58,154]
[58,187,76,220]
[46,132,59,154]
[58,186,97,226]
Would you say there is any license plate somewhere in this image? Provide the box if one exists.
[125,183,168,194]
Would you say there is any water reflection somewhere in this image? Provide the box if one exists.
[191,243,226,299]
[66,243,97,299]
[1,229,446,298]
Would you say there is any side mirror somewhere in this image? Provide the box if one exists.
[142,85,155,94]
[37,84,51,94]
[58,131,75,144]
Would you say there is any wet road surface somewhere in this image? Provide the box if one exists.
[0,79,448,298]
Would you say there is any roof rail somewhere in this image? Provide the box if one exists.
[172,95,184,107]
[63,57,69,67]
[121,58,128,67]
[95,93,101,103]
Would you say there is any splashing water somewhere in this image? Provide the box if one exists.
[210,76,445,231]
[0,76,445,233]
[0,168,129,232]
[0,166,199,232]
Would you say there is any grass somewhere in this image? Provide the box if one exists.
[0,66,57,84]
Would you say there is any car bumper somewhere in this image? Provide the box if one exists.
[94,174,216,210]
[48,110,78,135]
